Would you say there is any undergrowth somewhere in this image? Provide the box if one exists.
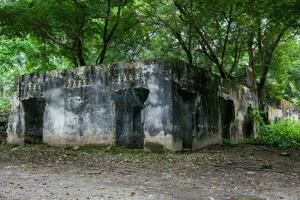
[249,109,300,149]
[0,98,10,111]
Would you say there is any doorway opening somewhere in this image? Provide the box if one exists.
[112,88,149,148]
[22,98,46,144]
[243,106,254,138]
[0,121,7,142]
[178,89,195,149]
[219,98,235,140]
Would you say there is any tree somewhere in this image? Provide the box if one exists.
[172,0,246,78]
[267,38,300,105]
[0,0,139,66]
[241,0,300,102]
[0,0,300,109]
[151,0,300,106]
[139,0,195,65]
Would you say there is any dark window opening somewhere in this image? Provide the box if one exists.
[23,98,46,144]
[219,98,235,140]
[112,88,149,149]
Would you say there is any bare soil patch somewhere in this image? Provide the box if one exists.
[0,144,299,200]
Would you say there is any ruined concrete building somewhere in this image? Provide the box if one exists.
[6,58,294,151]
[265,99,299,122]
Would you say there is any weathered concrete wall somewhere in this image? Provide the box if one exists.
[219,79,258,143]
[7,59,176,150]
[266,99,299,122]
[172,65,222,150]
[7,58,260,151]
[171,63,259,149]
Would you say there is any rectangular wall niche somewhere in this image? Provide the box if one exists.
[22,98,46,144]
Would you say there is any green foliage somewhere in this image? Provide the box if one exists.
[249,108,265,126]
[0,0,141,66]
[267,38,300,105]
[249,108,300,149]
[0,35,71,111]
[222,139,234,146]
[0,97,10,111]
[0,0,299,111]
[252,118,300,149]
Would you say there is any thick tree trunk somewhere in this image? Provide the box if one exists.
[247,31,254,69]
[97,42,108,65]
[187,52,193,66]
[256,29,286,108]
[257,56,272,109]
[77,37,86,66]
[95,3,121,65]
[217,63,228,79]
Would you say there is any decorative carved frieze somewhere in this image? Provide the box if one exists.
[27,82,42,91]
[113,72,144,82]
[64,78,90,89]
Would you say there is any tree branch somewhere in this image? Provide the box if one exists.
[96,1,121,65]
[221,5,233,67]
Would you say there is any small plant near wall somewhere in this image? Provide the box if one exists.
[222,139,234,146]
[249,108,265,127]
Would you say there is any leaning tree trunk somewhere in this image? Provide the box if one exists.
[257,56,272,110]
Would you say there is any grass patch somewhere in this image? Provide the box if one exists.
[222,139,235,146]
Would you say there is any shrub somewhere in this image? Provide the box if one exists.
[254,118,300,149]
[0,97,10,111]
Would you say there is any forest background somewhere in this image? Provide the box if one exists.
[0,0,299,110]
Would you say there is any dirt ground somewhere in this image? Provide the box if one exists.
[0,144,299,200]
